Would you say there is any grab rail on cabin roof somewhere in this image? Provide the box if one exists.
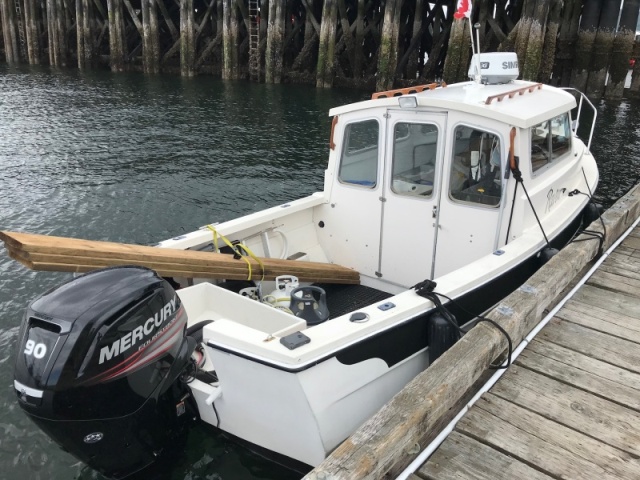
[371,82,447,99]
[483,83,543,105]
[560,87,597,152]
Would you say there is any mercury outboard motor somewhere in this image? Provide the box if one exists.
[13,266,196,479]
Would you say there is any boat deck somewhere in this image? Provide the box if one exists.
[416,224,640,479]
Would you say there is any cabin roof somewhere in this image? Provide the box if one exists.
[329,80,577,129]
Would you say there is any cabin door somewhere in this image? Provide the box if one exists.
[379,111,447,287]
[432,118,506,278]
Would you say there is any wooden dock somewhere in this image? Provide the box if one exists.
[305,184,640,480]
[418,224,640,480]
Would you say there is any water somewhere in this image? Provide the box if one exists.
[0,65,638,480]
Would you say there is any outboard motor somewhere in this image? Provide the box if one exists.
[13,266,196,479]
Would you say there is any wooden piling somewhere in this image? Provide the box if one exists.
[265,0,284,83]
[1,0,20,63]
[23,0,40,63]
[376,0,400,91]
[55,0,68,66]
[180,0,195,76]
[222,0,238,79]
[315,0,336,88]
[443,17,470,84]
[570,0,601,92]
[76,0,93,69]
[107,0,125,71]
[552,0,581,86]
[142,0,160,73]
[585,0,619,98]
[605,0,640,99]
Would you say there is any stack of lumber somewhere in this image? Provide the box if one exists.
[0,231,359,284]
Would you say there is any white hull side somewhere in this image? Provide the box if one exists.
[190,346,429,466]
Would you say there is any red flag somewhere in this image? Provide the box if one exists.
[454,0,472,19]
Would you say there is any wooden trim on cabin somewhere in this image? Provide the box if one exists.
[484,83,543,105]
[371,82,447,99]
[330,116,339,150]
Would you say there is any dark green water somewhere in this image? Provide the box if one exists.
[0,65,638,480]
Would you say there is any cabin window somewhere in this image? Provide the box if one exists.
[338,119,380,187]
[391,122,438,198]
[449,126,502,207]
[531,113,572,172]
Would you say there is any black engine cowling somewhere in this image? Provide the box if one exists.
[13,266,196,479]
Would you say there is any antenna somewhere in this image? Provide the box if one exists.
[474,23,482,84]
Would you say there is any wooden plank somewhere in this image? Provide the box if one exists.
[621,234,640,250]
[572,284,640,320]
[491,365,640,457]
[588,269,640,297]
[539,318,640,373]
[418,431,553,480]
[555,301,640,344]
[455,398,622,480]
[611,246,636,257]
[15,250,359,280]
[0,231,359,283]
[519,339,640,410]
[462,394,640,479]
[599,256,640,281]
[1,231,355,273]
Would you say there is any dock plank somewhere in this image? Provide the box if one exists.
[599,254,640,279]
[455,396,627,480]
[554,301,640,344]
[459,395,640,479]
[417,431,553,480]
[572,284,640,320]
[490,365,640,457]
[538,318,640,373]
[588,269,640,297]
[517,340,640,411]
[621,234,640,250]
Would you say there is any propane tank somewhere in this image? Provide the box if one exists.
[263,275,299,310]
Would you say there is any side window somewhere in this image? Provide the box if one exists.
[338,120,379,187]
[450,126,502,207]
[531,112,572,172]
[391,122,438,198]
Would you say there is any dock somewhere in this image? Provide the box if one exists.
[305,183,640,480]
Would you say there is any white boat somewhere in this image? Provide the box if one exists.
[13,53,599,478]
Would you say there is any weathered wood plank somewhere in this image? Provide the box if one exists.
[417,431,553,480]
[519,339,640,410]
[599,254,640,281]
[0,231,360,283]
[621,234,640,251]
[455,398,621,480]
[461,394,640,479]
[572,284,640,320]
[588,269,640,298]
[610,246,636,257]
[556,300,640,343]
[491,365,640,457]
[539,318,640,373]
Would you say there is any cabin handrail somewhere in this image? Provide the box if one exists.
[560,87,597,152]
[483,83,543,105]
[303,183,640,480]
[371,82,446,99]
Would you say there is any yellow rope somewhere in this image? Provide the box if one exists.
[206,225,265,281]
